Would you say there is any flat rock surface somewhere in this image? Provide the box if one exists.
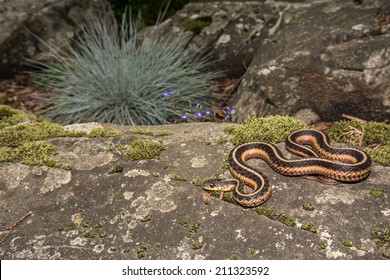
[0,122,389,259]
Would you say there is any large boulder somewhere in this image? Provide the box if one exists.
[0,0,107,78]
[157,0,389,123]
[229,0,390,123]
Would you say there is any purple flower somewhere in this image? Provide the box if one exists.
[181,113,189,120]
[196,101,201,108]
[195,111,202,119]
[162,89,175,97]
[204,110,212,116]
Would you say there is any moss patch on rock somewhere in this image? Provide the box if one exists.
[327,120,390,166]
[124,140,164,160]
[182,16,212,33]
[0,105,120,169]
[1,141,71,170]
[224,115,306,145]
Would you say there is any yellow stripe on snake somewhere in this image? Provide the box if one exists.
[202,129,372,207]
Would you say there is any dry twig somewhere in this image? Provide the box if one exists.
[342,114,368,124]
[0,211,32,245]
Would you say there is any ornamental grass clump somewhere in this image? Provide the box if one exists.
[33,5,219,125]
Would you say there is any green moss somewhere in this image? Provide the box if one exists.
[327,120,390,146]
[247,247,256,256]
[228,253,240,260]
[0,120,70,147]
[301,223,317,234]
[372,225,390,247]
[327,120,390,165]
[169,172,187,181]
[224,115,306,145]
[217,137,229,144]
[189,222,201,234]
[155,130,172,136]
[84,231,96,238]
[0,105,119,169]
[130,127,153,136]
[107,165,123,174]
[137,244,148,258]
[318,242,327,250]
[0,147,14,162]
[94,221,104,228]
[179,219,190,228]
[125,140,164,160]
[140,213,152,222]
[255,207,296,227]
[0,105,34,129]
[367,145,390,166]
[3,141,71,170]
[191,241,202,250]
[191,177,202,187]
[341,239,353,247]
[369,188,385,199]
[182,16,212,33]
[302,203,315,211]
[99,231,108,238]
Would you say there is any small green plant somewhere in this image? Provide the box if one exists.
[372,225,390,247]
[301,223,317,234]
[108,165,124,174]
[84,231,96,238]
[369,188,385,199]
[327,120,390,165]
[224,115,306,145]
[155,130,172,136]
[341,240,353,247]
[255,207,296,227]
[140,213,152,222]
[137,244,148,258]
[318,242,327,250]
[182,16,212,33]
[191,177,202,187]
[130,128,154,136]
[302,203,315,211]
[32,5,219,125]
[247,247,256,255]
[125,140,164,160]
[169,172,187,181]
[191,241,203,250]
[228,253,240,260]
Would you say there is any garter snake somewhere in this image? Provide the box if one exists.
[202,129,372,207]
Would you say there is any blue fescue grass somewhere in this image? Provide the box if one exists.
[32,5,220,125]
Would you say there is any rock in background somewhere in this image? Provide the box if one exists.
[155,0,390,123]
[229,0,390,123]
[0,0,106,78]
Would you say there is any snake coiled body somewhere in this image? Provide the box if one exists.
[202,129,372,207]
